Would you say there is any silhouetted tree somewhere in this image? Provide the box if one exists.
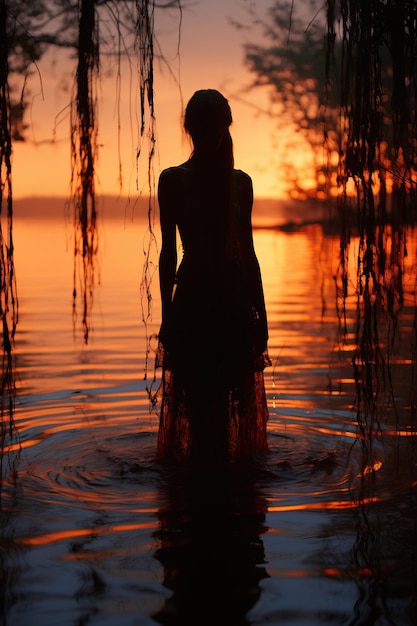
[6,1,79,141]
[241,0,339,198]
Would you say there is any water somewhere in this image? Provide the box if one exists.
[1,199,416,625]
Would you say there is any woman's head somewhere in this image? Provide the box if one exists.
[184,89,234,168]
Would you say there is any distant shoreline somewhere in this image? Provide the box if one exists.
[12,194,330,229]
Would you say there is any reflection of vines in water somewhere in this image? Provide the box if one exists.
[0,0,18,447]
[70,0,99,344]
[348,469,417,624]
[327,1,417,464]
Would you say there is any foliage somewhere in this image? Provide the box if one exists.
[6,0,78,140]
[5,0,179,141]
[242,0,339,198]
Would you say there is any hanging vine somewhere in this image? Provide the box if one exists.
[70,0,182,347]
[0,0,18,440]
[326,1,417,444]
[71,0,99,344]
[136,0,157,381]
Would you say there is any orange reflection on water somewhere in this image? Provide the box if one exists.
[269,569,312,579]
[384,429,417,437]
[361,460,383,475]
[271,412,357,440]
[323,567,375,579]
[3,439,44,453]
[268,496,379,513]
[20,520,157,547]
[275,423,357,440]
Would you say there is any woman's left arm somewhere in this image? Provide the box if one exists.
[238,172,269,354]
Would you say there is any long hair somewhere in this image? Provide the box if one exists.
[184,89,237,255]
[184,89,234,173]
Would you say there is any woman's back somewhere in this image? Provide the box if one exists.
[161,163,252,260]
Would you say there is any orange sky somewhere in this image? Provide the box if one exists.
[11,1,317,201]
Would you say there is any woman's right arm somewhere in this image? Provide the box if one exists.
[158,168,178,346]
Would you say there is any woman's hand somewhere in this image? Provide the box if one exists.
[158,317,173,351]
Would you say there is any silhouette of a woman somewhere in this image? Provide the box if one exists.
[156,89,270,465]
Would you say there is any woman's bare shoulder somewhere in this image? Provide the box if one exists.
[234,168,253,188]
[159,164,191,198]
[160,162,190,180]
[234,169,253,201]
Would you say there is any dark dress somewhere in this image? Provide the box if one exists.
[156,163,270,464]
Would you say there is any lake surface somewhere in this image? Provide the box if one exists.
[1,198,416,625]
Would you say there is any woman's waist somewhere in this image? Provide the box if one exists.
[176,256,247,292]
[178,252,222,273]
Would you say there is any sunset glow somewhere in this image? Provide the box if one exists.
[10,1,314,201]
[3,4,417,622]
